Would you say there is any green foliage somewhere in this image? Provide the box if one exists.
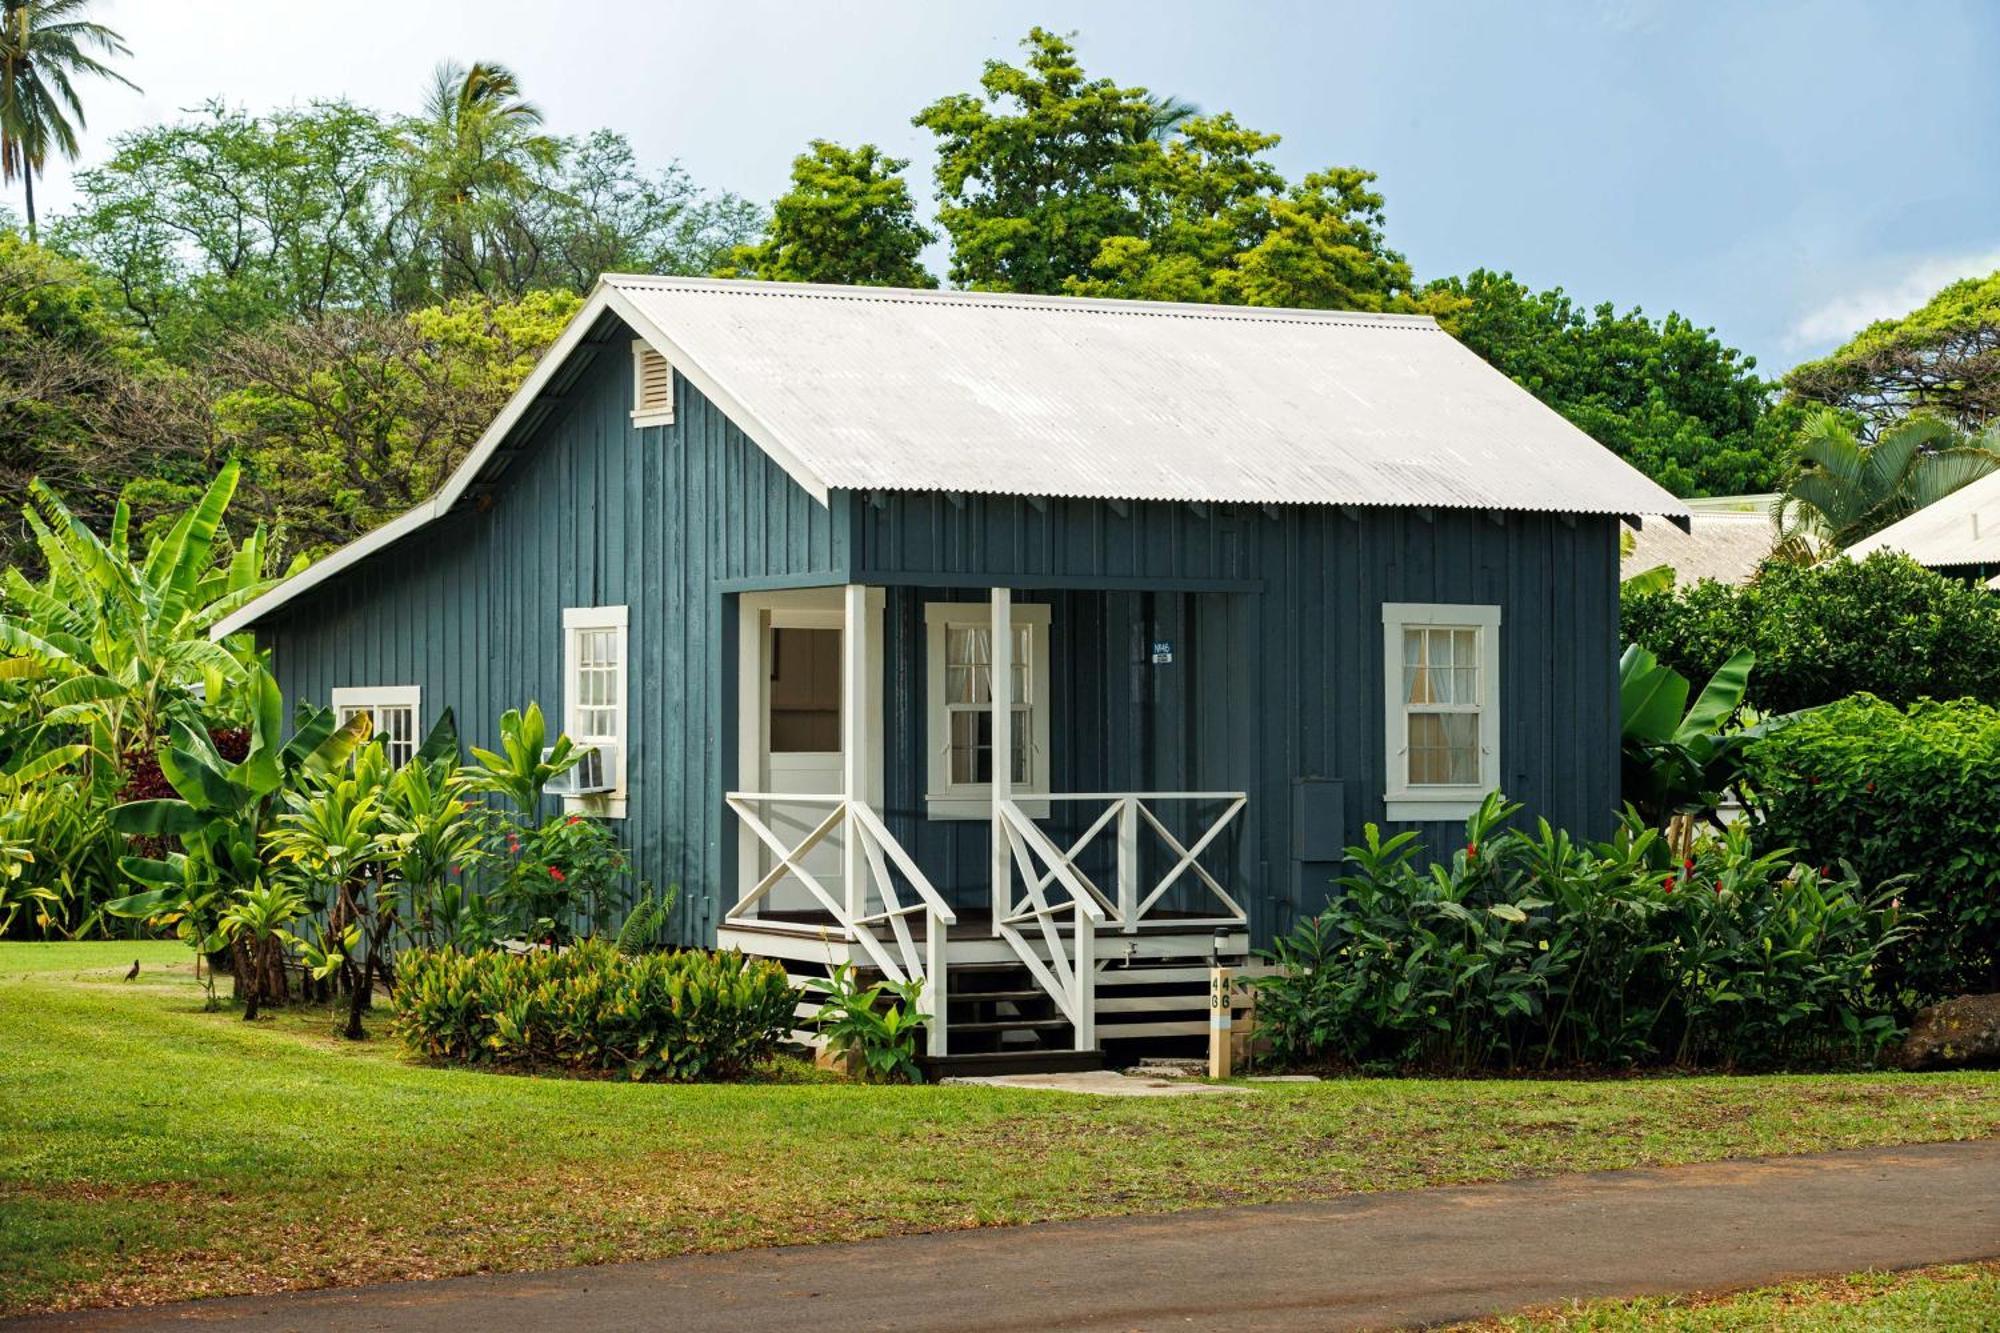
[807,962,927,1082]
[1254,795,1906,1072]
[1621,552,2000,716]
[491,812,629,945]
[212,290,580,554]
[1774,409,1999,551]
[720,140,935,288]
[1,460,293,762]
[1741,695,2000,999]
[1785,269,2000,434]
[914,28,1409,310]
[1619,644,1756,829]
[465,702,577,814]
[614,883,680,956]
[54,92,757,353]
[1422,268,1783,497]
[392,939,798,1081]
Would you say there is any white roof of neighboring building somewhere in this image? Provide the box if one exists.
[1848,469,2000,568]
[1622,509,1777,587]
[213,276,1686,638]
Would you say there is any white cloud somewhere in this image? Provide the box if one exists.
[1784,248,2000,355]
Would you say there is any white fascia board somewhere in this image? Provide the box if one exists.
[600,283,833,505]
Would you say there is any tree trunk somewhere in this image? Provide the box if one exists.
[343,948,374,1040]
[23,171,36,244]
[234,936,262,1021]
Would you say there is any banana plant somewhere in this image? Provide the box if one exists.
[1619,644,1756,838]
[0,463,304,775]
[104,665,368,1008]
[466,701,580,813]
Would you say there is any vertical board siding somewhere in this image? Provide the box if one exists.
[263,322,1622,948]
[259,323,843,944]
[857,497,1622,943]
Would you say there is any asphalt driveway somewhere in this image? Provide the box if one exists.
[13,1139,2000,1331]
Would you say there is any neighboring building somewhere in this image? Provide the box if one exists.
[1848,471,2000,581]
[1621,495,1779,587]
[213,276,1684,1064]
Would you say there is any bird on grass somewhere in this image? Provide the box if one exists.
[124,959,139,981]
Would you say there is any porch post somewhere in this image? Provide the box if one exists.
[842,582,868,922]
[990,586,1013,936]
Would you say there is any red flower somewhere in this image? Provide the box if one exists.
[450,864,462,875]
[1662,875,1677,893]
[1866,782,1876,793]
[1466,843,1478,859]
[549,866,567,882]
[1683,858,1695,873]
[567,815,582,825]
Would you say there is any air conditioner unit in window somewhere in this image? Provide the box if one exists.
[545,745,615,797]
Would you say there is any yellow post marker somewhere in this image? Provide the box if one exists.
[1209,964,1234,1079]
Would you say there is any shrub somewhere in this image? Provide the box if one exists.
[1741,694,2000,999]
[807,963,928,1082]
[393,940,798,1081]
[1621,553,2000,716]
[1254,795,1906,1073]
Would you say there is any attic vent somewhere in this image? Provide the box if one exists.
[631,341,674,426]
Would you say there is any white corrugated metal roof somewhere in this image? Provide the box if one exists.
[1623,511,1777,586]
[1848,470,2000,568]
[601,276,1686,516]
[214,276,1686,637]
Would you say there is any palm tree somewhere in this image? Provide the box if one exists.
[0,0,136,241]
[402,60,560,295]
[1137,92,1199,143]
[1775,409,2000,556]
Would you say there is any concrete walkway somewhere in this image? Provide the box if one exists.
[14,1140,2000,1332]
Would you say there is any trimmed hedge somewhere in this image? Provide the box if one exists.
[1742,695,2000,1000]
[393,941,799,1080]
[1622,553,2000,716]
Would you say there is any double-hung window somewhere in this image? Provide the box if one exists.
[924,601,1052,819]
[564,605,629,816]
[330,686,421,768]
[1381,603,1501,821]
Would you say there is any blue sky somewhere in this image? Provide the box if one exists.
[34,0,2000,374]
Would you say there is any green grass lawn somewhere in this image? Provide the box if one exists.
[6,942,2000,1316]
[1482,1263,2000,1330]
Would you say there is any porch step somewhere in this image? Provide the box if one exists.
[948,1018,1073,1034]
[946,988,1047,1003]
[921,1048,1105,1080]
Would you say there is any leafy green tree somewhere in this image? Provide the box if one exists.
[1785,269,2000,434]
[210,290,579,554]
[0,231,214,565]
[915,27,1161,294]
[1774,410,1999,552]
[720,140,935,288]
[1425,269,1783,497]
[919,29,1410,311]
[53,99,406,355]
[0,0,135,241]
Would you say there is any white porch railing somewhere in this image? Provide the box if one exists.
[994,792,1248,1050]
[1008,793,1250,933]
[724,792,956,1055]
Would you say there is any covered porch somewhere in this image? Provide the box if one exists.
[716,582,1256,1063]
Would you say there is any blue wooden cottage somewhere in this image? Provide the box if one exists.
[213,276,1685,1063]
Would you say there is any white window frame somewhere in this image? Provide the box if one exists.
[630,340,674,428]
[563,604,629,819]
[924,601,1052,821]
[330,685,422,768]
[1381,602,1501,823]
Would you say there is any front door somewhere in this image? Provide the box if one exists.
[761,619,845,910]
